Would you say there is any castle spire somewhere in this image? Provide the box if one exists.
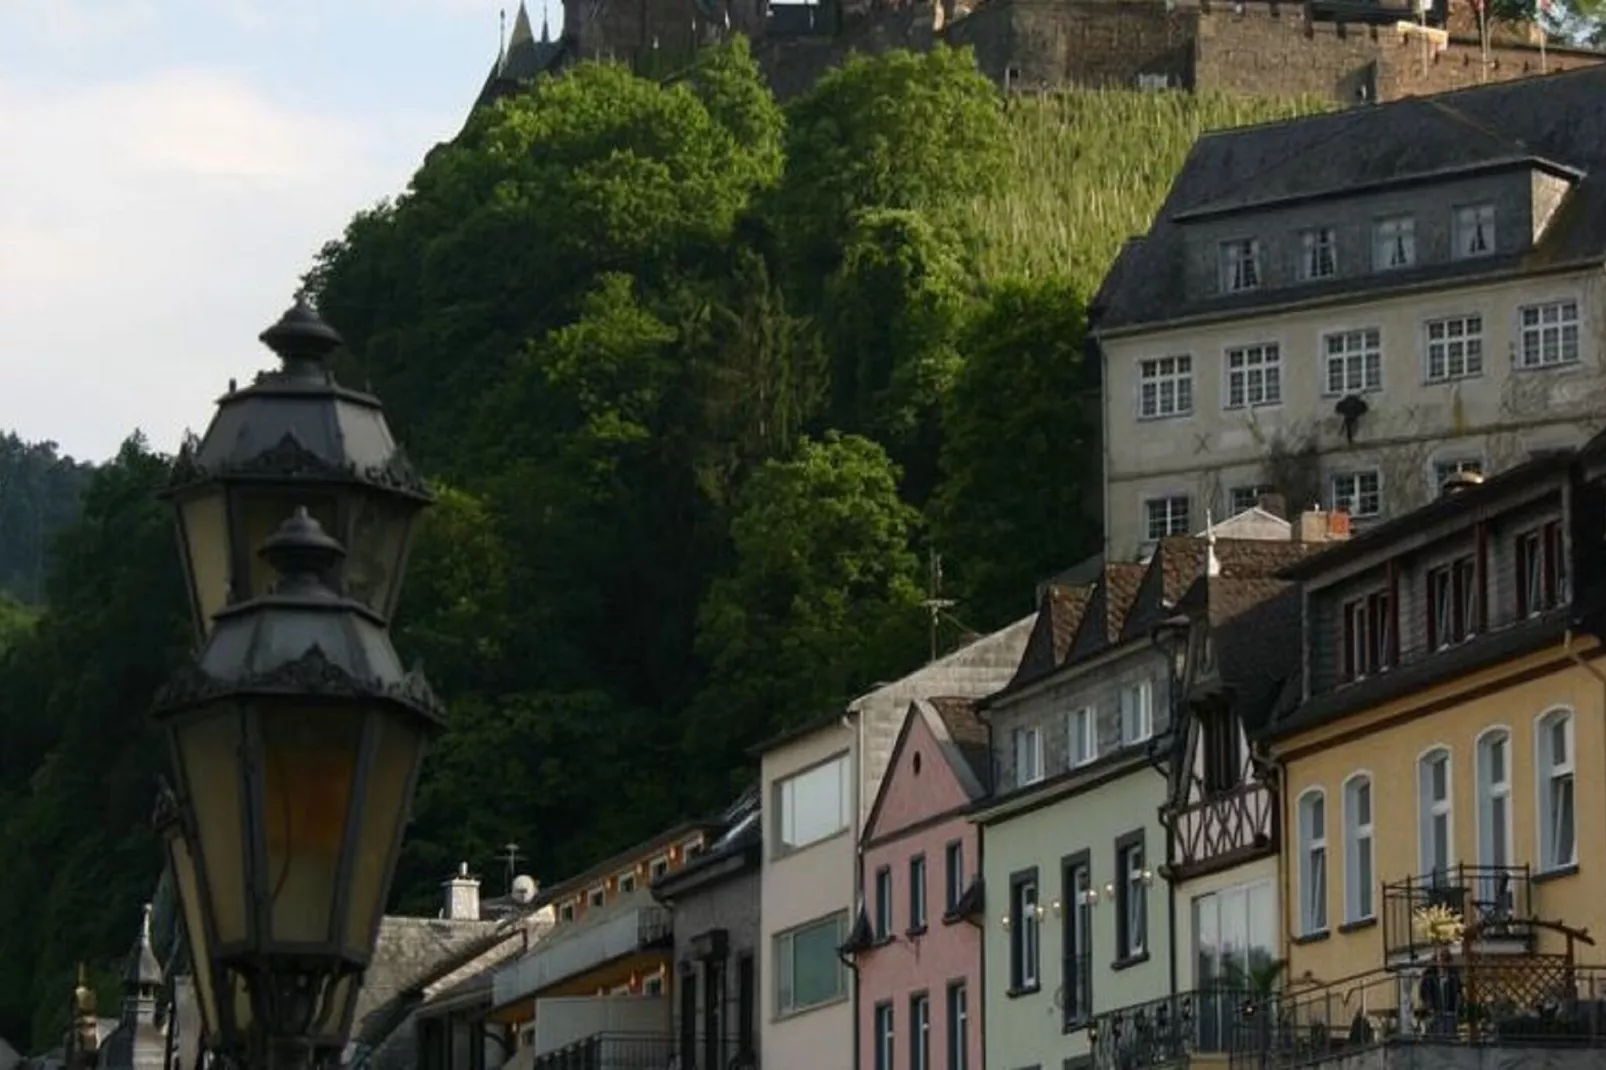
[541,0,551,42]
[1204,510,1221,578]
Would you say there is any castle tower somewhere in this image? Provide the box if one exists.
[96,906,167,1070]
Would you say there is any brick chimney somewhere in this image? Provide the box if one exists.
[1294,506,1351,543]
[443,862,481,921]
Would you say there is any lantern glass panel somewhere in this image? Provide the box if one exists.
[240,492,340,602]
[345,494,416,620]
[179,492,231,632]
[343,716,426,957]
[260,705,365,944]
[177,710,250,946]
[167,829,219,1040]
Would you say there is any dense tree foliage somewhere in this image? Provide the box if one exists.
[0,39,1322,1051]
[0,434,95,605]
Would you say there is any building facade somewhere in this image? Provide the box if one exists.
[1092,68,1606,563]
[854,698,988,1070]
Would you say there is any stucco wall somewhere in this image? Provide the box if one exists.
[981,769,1171,1069]
[1274,645,1606,987]
[669,866,762,1049]
[1101,269,1606,561]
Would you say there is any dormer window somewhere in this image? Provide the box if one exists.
[1299,227,1337,281]
[1372,216,1415,271]
[1219,239,1261,293]
[1453,204,1495,259]
[1427,556,1478,649]
[1201,706,1240,793]
[1340,589,1392,681]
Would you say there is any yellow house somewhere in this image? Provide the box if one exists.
[1259,445,1606,1054]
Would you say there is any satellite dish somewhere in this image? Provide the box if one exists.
[512,874,539,904]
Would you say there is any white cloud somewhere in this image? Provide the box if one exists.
[0,67,441,461]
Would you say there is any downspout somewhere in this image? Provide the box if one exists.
[845,710,866,1070]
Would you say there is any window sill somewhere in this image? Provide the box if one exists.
[870,935,895,948]
[1293,929,1331,946]
[1007,983,1042,1000]
[1339,917,1377,935]
[772,993,849,1023]
[770,826,851,862]
[906,924,928,939]
[1534,863,1580,885]
[1063,1017,1091,1036]
[1111,951,1150,972]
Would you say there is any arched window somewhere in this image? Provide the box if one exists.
[1416,748,1453,881]
[1344,773,1375,923]
[1536,709,1576,873]
[1476,728,1514,909]
[1297,789,1328,935]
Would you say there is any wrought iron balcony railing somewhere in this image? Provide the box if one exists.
[1089,988,1252,1069]
[1381,864,1532,960]
[529,1031,754,1070]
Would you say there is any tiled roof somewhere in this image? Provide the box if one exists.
[1122,537,1323,642]
[929,695,990,788]
[1103,563,1147,641]
[1095,66,1606,334]
[1006,583,1093,689]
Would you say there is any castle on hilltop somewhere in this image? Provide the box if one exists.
[470,0,1601,110]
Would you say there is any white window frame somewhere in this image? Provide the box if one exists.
[1068,706,1097,767]
[559,901,576,922]
[947,982,968,1070]
[588,886,606,908]
[911,992,930,1070]
[1343,772,1375,923]
[775,753,850,854]
[645,974,664,996]
[1517,299,1581,368]
[1329,469,1382,519]
[1120,679,1154,746]
[1432,457,1484,488]
[1453,203,1496,259]
[1300,226,1337,281]
[1536,707,1577,873]
[874,866,894,939]
[1138,355,1194,419]
[1013,725,1044,787]
[1219,238,1262,293]
[618,871,637,894]
[1372,215,1416,270]
[1417,746,1454,881]
[775,912,849,1016]
[1224,343,1282,409]
[1476,727,1514,906]
[1322,327,1383,395]
[649,856,669,880]
[1145,495,1191,541]
[1424,314,1485,382]
[1120,840,1148,958]
[1011,877,1040,989]
[1229,484,1276,516]
[1298,788,1328,935]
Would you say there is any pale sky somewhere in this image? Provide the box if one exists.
[0,0,562,463]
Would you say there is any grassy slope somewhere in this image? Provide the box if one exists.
[970,89,1335,293]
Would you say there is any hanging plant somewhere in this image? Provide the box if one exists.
[1413,903,1466,946]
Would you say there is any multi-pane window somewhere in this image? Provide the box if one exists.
[946,983,968,1070]
[1477,730,1513,911]
[1518,300,1580,368]
[1120,680,1153,745]
[1116,837,1147,960]
[776,755,850,852]
[1538,709,1576,873]
[944,841,965,914]
[1010,876,1040,990]
[1202,706,1242,794]
[1063,857,1093,1024]
[1373,215,1416,270]
[1219,238,1261,293]
[619,871,637,894]
[1427,556,1478,649]
[1517,521,1566,617]
[909,993,930,1070]
[874,867,894,940]
[1453,204,1496,259]
[650,856,670,880]
[1225,344,1282,408]
[1330,469,1381,519]
[1139,355,1194,418]
[1340,589,1391,681]
[874,1003,894,1070]
[1013,726,1044,787]
[1300,226,1337,281]
[1418,749,1452,880]
[1068,706,1097,767]
[1344,774,1375,923]
[909,854,927,931]
[1323,328,1383,394]
[1229,484,1276,516]
[1146,496,1191,541]
[1425,315,1484,381]
[1434,458,1483,488]
[776,913,848,1015]
[1299,790,1328,935]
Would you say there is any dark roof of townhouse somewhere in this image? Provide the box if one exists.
[538,819,724,905]
[1121,536,1323,642]
[1006,582,1094,690]
[651,787,763,901]
[1179,576,1303,735]
[1093,66,1606,334]
[1063,561,1148,661]
[468,2,564,119]
[928,696,991,788]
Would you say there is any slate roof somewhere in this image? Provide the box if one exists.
[928,696,990,789]
[467,2,565,121]
[1182,576,1303,735]
[1094,66,1606,334]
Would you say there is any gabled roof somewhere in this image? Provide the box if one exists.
[1006,582,1093,690]
[862,697,989,844]
[1063,562,1146,659]
[466,1,565,123]
[1181,576,1303,736]
[1095,66,1606,335]
[1121,537,1321,643]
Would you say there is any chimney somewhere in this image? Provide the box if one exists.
[1257,492,1287,520]
[444,862,481,921]
[1294,505,1351,543]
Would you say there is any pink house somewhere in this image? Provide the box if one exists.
[852,697,988,1070]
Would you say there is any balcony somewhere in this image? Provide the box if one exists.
[1227,958,1606,1070]
[1089,989,1244,1069]
[493,902,673,1005]
[529,1033,751,1070]
[1381,865,1533,962]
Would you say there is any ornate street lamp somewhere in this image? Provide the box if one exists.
[153,507,444,1068]
[163,297,432,639]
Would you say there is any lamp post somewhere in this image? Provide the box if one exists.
[152,299,443,1070]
